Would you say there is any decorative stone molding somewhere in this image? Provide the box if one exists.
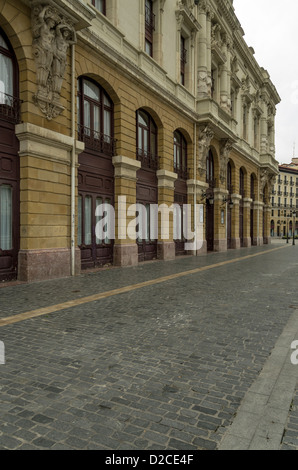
[15,122,84,164]
[31,2,77,120]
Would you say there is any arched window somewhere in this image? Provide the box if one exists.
[0,34,13,101]
[227,161,232,193]
[206,150,214,184]
[0,29,20,281]
[77,77,114,155]
[174,131,187,179]
[136,109,158,169]
[251,174,255,200]
[0,30,19,122]
[240,168,245,196]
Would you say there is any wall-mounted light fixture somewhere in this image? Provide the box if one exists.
[222,195,234,210]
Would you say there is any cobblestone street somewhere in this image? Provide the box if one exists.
[1,242,298,450]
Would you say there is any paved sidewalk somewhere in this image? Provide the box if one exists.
[0,242,298,450]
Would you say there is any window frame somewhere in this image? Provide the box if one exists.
[77,77,115,155]
[136,109,158,169]
[0,28,20,123]
[174,131,188,179]
[91,0,106,15]
[145,0,155,57]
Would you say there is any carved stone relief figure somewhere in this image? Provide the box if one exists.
[220,139,233,184]
[198,125,214,177]
[260,168,276,200]
[31,3,76,120]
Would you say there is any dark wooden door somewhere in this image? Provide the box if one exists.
[174,179,187,256]
[227,206,232,249]
[78,148,114,269]
[0,118,20,281]
[239,202,244,247]
[250,208,254,245]
[206,201,214,252]
[137,168,158,262]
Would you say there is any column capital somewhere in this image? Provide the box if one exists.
[112,156,141,180]
[156,169,177,189]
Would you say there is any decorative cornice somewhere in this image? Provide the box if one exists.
[175,2,201,32]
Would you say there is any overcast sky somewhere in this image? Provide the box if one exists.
[233,0,297,165]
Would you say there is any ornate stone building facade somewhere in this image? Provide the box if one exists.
[0,0,280,282]
[270,159,298,239]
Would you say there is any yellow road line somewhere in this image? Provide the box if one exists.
[0,245,290,328]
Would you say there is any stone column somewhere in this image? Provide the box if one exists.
[230,193,241,249]
[206,8,213,96]
[112,156,141,266]
[198,0,208,98]
[220,35,229,112]
[243,197,253,247]
[263,206,271,244]
[187,179,208,255]
[213,188,228,252]
[260,95,268,154]
[16,122,84,282]
[156,169,177,260]
[253,200,264,246]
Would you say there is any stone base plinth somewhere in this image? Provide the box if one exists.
[18,248,81,282]
[113,244,138,267]
[243,237,252,248]
[196,240,207,256]
[157,242,176,261]
[214,239,227,252]
[231,238,241,249]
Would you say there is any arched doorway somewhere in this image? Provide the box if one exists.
[227,161,233,249]
[271,220,275,237]
[250,174,256,245]
[77,77,116,269]
[239,168,245,247]
[174,130,188,256]
[206,150,215,252]
[0,30,20,281]
[136,109,158,262]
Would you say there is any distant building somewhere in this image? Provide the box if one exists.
[271,160,298,238]
[0,0,280,282]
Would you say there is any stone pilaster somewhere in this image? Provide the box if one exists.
[156,169,177,260]
[112,156,141,267]
[243,198,253,247]
[187,179,209,255]
[213,188,228,252]
[198,0,208,98]
[15,122,84,281]
[230,193,241,249]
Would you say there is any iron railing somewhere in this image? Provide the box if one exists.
[78,125,117,156]
[0,93,22,124]
[136,149,159,170]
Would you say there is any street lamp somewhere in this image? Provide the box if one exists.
[293,211,296,246]
[286,213,292,244]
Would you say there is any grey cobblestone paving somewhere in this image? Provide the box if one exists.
[0,243,298,450]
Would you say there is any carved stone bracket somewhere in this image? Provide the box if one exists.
[31,2,77,120]
[198,125,214,178]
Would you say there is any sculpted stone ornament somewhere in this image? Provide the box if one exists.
[220,139,233,184]
[31,3,76,120]
[260,169,276,199]
[198,125,214,177]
